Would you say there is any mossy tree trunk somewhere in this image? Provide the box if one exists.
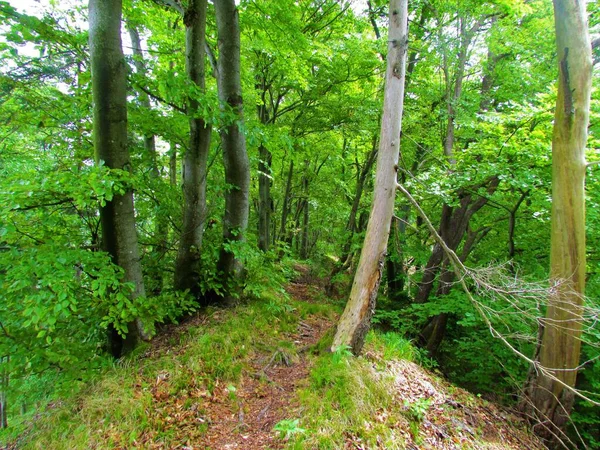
[214,0,251,298]
[89,0,147,356]
[331,0,408,355]
[523,0,592,445]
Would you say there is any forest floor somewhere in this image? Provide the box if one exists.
[3,265,544,449]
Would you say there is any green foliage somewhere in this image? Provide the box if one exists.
[273,418,305,441]
[0,0,599,445]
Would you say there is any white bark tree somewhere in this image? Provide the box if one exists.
[331,0,409,355]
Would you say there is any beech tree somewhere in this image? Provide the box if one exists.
[171,0,213,299]
[331,0,408,355]
[89,0,147,356]
[214,0,251,297]
[523,0,593,445]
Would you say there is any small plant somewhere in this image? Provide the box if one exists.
[273,418,305,440]
[403,397,432,423]
[226,384,237,401]
[265,298,296,316]
[332,344,353,364]
[402,397,432,442]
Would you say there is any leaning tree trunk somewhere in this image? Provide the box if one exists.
[214,0,251,298]
[173,0,212,299]
[331,0,408,355]
[523,0,592,446]
[89,0,147,356]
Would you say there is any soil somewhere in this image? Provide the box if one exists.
[197,265,335,449]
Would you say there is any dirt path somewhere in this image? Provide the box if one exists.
[198,277,333,449]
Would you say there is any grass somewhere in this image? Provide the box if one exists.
[4,289,320,449]
[288,331,414,449]
[2,283,541,450]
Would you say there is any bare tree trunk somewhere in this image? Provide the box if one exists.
[278,159,294,252]
[169,143,177,187]
[523,0,592,445]
[327,137,378,291]
[126,24,158,173]
[331,0,408,355]
[173,0,212,298]
[89,0,147,356]
[214,0,251,298]
[258,144,272,252]
[127,23,166,295]
[0,356,7,429]
[300,160,310,259]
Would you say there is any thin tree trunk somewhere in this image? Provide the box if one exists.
[300,160,310,259]
[331,0,408,355]
[214,0,251,297]
[329,136,378,284]
[278,159,294,251]
[173,0,212,298]
[169,143,177,187]
[127,24,159,173]
[89,0,147,356]
[442,17,481,161]
[258,144,272,252]
[523,0,592,445]
[127,23,166,295]
[0,356,7,429]
[508,190,529,259]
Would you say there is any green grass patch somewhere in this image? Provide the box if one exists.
[289,331,415,449]
[5,290,312,449]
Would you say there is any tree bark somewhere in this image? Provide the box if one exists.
[127,23,166,295]
[173,0,212,298]
[0,356,7,429]
[331,0,408,355]
[214,0,251,297]
[415,177,499,305]
[126,24,159,174]
[89,0,147,356]
[258,144,272,252]
[278,159,294,251]
[523,0,592,445]
[300,160,310,259]
[169,143,178,186]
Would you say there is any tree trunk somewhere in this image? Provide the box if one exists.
[126,24,159,174]
[173,0,212,298]
[258,144,272,252]
[523,0,592,445]
[300,160,310,259]
[169,143,178,187]
[127,23,166,295]
[415,178,499,305]
[328,135,378,288]
[442,17,481,161]
[0,356,7,429]
[89,0,147,356]
[331,0,408,355]
[278,159,294,252]
[214,0,251,297]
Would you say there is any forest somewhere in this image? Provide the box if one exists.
[0,0,599,448]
